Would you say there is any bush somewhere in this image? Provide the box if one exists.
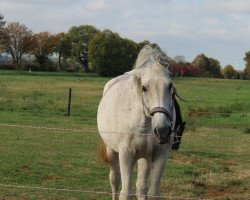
[57,58,82,72]
[20,61,41,71]
[243,128,250,134]
[65,66,80,72]
[39,59,58,72]
[0,63,16,70]
[19,59,58,72]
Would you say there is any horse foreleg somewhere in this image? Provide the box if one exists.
[148,149,169,200]
[106,146,120,200]
[136,158,150,200]
[119,147,134,200]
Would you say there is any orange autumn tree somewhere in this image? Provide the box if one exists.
[32,32,58,70]
[0,22,34,68]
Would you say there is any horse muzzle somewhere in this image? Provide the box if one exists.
[150,107,173,144]
[154,126,172,144]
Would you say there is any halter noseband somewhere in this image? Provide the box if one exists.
[142,96,173,122]
[150,107,173,121]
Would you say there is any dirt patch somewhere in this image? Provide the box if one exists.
[188,108,211,117]
[0,197,17,200]
[171,153,199,164]
[43,175,64,181]
[21,165,30,175]
[204,185,248,199]
[218,161,238,167]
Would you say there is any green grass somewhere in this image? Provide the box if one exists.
[0,70,249,199]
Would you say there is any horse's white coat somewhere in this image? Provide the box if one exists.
[97,46,176,200]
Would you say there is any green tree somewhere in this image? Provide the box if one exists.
[54,32,72,71]
[137,40,151,51]
[192,53,210,76]
[208,57,222,77]
[88,29,137,76]
[68,25,99,72]
[192,54,222,77]
[0,22,34,68]
[223,65,235,79]
[243,51,250,79]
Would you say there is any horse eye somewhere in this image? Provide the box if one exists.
[142,86,148,92]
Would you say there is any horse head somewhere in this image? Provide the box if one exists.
[128,46,175,144]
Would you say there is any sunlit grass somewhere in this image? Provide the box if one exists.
[0,70,249,199]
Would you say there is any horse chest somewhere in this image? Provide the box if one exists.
[130,135,159,158]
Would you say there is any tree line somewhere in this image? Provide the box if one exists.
[0,15,250,79]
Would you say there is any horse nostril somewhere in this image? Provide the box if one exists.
[153,125,172,144]
[157,126,171,135]
[154,127,160,138]
[168,126,172,134]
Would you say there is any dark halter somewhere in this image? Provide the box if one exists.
[149,107,173,121]
[142,96,173,123]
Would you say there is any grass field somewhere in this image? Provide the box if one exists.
[0,70,249,200]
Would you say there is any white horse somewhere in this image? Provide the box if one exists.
[97,45,176,200]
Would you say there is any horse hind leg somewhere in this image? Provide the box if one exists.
[106,146,120,200]
[136,158,150,200]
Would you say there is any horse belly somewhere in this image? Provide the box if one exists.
[97,75,148,152]
[97,94,132,152]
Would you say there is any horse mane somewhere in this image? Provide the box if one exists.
[133,45,169,70]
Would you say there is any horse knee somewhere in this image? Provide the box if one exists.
[136,179,148,199]
[136,179,147,192]
[109,170,120,185]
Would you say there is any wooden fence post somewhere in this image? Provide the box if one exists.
[67,88,72,116]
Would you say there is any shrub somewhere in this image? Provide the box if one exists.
[243,128,250,134]
[20,61,41,71]
[0,63,16,70]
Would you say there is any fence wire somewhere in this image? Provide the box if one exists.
[0,97,250,116]
[1,86,250,102]
[0,183,214,200]
[0,123,249,141]
[0,97,98,106]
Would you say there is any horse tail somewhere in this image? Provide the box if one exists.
[98,141,109,164]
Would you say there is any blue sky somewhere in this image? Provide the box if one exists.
[1,0,250,70]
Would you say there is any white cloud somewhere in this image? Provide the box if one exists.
[241,23,250,34]
[85,0,109,13]
[216,0,250,13]
[0,0,249,69]
[199,28,227,39]
[204,17,219,26]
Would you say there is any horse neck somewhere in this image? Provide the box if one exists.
[131,98,152,133]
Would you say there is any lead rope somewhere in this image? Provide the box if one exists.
[173,87,188,102]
